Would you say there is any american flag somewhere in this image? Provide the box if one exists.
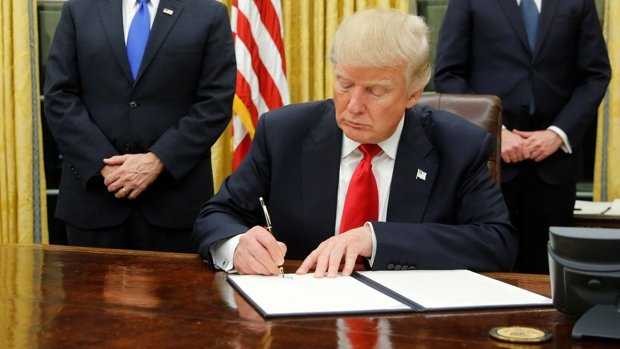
[231,0,289,169]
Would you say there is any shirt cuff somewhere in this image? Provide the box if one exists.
[210,234,242,272]
[365,222,378,267]
[547,126,572,154]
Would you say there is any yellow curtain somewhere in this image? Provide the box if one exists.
[0,1,48,244]
[594,0,620,201]
[212,0,409,191]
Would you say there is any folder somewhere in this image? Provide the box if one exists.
[227,270,552,318]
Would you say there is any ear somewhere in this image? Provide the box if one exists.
[406,88,424,109]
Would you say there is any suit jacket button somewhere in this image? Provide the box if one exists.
[408,265,416,270]
[394,264,402,270]
[129,101,138,108]
[387,263,394,270]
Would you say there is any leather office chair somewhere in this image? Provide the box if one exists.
[418,93,502,185]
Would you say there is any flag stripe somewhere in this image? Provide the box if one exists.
[256,0,287,73]
[233,76,259,136]
[231,0,289,170]
[234,39,267,118]
[236,0,289,104]
[232,14,268,118]
[235,8,284,110]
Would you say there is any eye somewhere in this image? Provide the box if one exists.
[369,86,387,97]
[338,81,353,90]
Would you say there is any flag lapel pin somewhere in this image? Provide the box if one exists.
[416,169,427,181]
[163,8,174,15]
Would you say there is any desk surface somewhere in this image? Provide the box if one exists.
[573,213,620,228]
[0,244,615,348]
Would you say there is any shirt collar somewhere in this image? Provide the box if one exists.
[516,0,541,11]
[341,113,405,160]
[125,0,160,9]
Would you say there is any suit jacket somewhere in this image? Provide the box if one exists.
[44,0,235,229]
[434,0,611,184]
[193,100,518,272]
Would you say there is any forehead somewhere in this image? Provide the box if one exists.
[334,63,405,85]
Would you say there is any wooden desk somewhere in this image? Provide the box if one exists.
[0,244,615,348]
[573,214,620,228]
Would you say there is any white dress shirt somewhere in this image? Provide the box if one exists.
[123,0,159,44]
[211,116,406,271]
[516,0,542,11]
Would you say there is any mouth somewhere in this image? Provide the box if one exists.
[343,120,368,129]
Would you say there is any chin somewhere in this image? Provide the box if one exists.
[343,130,368,143]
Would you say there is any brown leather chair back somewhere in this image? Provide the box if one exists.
[418,93,502,185]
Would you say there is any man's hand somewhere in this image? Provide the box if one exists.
[103,152,165,199]
[501,128,531,163]
[296,225,373,278]
[234,226,287,275]
[100,164,120,178]
[513,129,562,162]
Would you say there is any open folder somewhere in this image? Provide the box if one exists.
[227,270,552,318]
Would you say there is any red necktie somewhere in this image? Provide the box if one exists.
[340,144,382,233]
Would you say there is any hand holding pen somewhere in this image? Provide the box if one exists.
[259,197,285,277]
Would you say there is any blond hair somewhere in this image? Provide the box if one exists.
[329,7,431,93]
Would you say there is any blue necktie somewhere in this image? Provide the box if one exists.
[127,0,151,79]
[520,0,539,51]
[521,0,538,114]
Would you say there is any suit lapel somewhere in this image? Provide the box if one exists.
[136,0,184,82]
[302,103,342,239]
[496,0,532,56]
[534,0,560,58]
[99,0,133,85]
[387,108,438,223]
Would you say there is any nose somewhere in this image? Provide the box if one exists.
[347,87,366,114]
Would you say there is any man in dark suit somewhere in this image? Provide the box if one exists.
[434,0,611,273]
[192,8,517,277]
[44,0,235,252]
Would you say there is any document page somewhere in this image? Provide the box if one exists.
[604,199,620,216]
[227,273,411,317]
[358,270,552,309]
[574,200,612,215]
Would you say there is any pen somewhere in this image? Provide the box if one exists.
[259,197,285,277]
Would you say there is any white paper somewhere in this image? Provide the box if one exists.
[574,200,612,215]
[228,270,551,317]
[604,199,620,216]
[358,270,552,309]
[228,273,410,316]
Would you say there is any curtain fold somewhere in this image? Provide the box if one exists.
[594,0,619,201]
[0,1,48,243]
[212,0,409,191]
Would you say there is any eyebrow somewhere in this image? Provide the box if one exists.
[335,73,393,88]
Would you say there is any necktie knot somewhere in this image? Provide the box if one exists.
[359,144,381,160]
[137,0,149,5]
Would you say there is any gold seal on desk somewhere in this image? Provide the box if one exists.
[489,326,552,343]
